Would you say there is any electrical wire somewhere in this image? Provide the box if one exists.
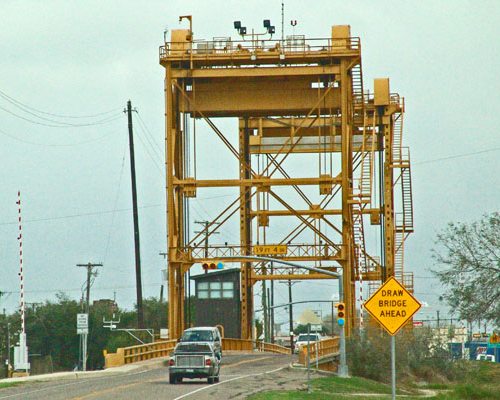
[414,147,500,165]
[103,145,127,264]
[135,112,164,159]
[0,127,118,147]
[0,204,162,226]
[0,104,122,128]
[0,87,122,119]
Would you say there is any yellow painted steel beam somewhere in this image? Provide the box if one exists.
[170,65,341,79]
[251,273,337,281]
[250,208,380,217]
[174,176,342,188]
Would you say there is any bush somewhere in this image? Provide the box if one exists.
[346,325,466,384]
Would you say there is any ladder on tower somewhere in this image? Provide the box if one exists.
[351,62,364,129]
[400,151,414,232]
[394,213,405,282]
[392,112,403,166]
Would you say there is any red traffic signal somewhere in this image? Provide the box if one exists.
[202,262,224,271]
[336,302,346,326]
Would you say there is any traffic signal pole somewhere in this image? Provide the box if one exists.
[338,277,348,378]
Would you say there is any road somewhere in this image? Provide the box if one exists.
[0,354,315,400]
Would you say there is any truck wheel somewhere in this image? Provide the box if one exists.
[214,376,220,383]
[169,374,176,384]
[208,377,215,384]
[176,377,183,383]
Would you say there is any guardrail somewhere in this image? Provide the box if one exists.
[104,338,291,369]
[298,337,340,365]
[104,340,176,369]
[256,341,291,355]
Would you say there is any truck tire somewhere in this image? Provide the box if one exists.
[214,376,220,383]
[169,374,176,384]
[208,377,215,384]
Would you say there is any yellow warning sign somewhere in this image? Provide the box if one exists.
[363,277,421,336]
[253,245,287,256]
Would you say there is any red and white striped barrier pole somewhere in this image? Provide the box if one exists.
[17,190,26,335]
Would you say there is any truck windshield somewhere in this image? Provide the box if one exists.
[181,330,214,342]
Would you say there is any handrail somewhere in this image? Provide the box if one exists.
[160,36,360,61]
[298,337,340,365]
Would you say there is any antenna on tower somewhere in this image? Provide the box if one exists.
[281,1,285,44]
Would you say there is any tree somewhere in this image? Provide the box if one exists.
[432,212,500,329]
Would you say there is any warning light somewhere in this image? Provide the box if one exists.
[336,302,345,326]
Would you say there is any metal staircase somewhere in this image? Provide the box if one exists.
[351,62,364,129]
[400,151,414,232]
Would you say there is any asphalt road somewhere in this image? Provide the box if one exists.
[0,353,312,400]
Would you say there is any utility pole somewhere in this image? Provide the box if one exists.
[194,221,220,273]
[270,262,275,343]
[77,262,102,371]
[125,100,144,329]
[262,280,268,342]
[281,280,299,351]
[267,287,271,342]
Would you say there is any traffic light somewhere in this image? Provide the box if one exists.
[336,302,346,326]
[202,262,224,271]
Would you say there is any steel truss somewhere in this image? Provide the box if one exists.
[160,22,414,339]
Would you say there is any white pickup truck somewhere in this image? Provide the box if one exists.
[294,333,322,353]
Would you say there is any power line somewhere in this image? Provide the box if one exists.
[414,147,500,166]
[0,87,121,119]
[0,204,162,226]
[0,127,118,147]
[135,112,163,159]
[103,144,128,264]
[0,195,234,226]
[0,104,122,128]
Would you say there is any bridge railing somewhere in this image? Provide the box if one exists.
[104,338,291,368]
[298,337,340,365]
[103,339,176,368]
[256,341,291,355]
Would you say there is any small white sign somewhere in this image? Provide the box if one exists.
[77,313,88,335]
[160,328,169,339]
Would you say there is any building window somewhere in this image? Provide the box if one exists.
[197,281,234,299]
[222,282,234,298]
[210,282,222,298]
[198,282,209,299]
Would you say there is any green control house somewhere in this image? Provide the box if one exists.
[191,269,241,338]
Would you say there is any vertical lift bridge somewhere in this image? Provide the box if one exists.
[159,20,414,339]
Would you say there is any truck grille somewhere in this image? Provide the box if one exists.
[176,355,204,367]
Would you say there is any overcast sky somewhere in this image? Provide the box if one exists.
[1,1,499,328]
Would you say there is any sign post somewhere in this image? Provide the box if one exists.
[297,309,322,393]
[77,313,89,371]
[363,277,421,400]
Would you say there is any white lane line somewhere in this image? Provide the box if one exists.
[0,369,150,399]
[172,366,285,400]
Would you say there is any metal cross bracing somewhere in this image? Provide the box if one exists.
[160,19,414,339]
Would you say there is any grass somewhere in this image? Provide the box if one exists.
[248,362,500,400]
[248,375,414,400]
[0,382,21,389]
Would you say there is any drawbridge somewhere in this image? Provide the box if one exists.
[159,19,414,339]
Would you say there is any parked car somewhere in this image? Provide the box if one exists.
[294,333,322,353]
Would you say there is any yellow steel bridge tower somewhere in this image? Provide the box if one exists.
[159,18,414,339]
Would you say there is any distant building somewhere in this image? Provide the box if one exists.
[191,269,241,338]
[92,299,117,314]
